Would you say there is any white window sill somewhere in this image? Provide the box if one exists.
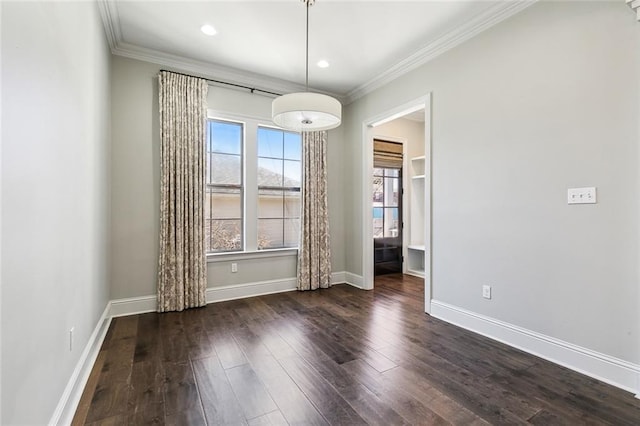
[207,248,298,262]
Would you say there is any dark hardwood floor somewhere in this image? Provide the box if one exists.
[72,274,640,425]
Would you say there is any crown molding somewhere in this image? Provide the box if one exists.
[97,0,536,106]
[112,41,347,101]
[344,0,538,104]
[96,0,121,52]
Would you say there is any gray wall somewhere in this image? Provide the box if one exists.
[344,1,639,363]
[373,118,425,161]
[110,56,345,299]
[1,1,112,424]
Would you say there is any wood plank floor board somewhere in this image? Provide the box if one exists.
[159,323,190,363]
[452,332,538,372]
[353,357,489,426]
[304,312,398,373]
[388,362,532,425]
[224,363,279,420]
[488,369,622,425]
[185,331,217,361]
[84,367,132,423]
[74,273,640,425]
[243,353,328,426]
[247,410,289,425]
[133,313,161,364]
[191,355,248,426]
[232,325,278,360]
[529,358,640,411]
[71,351,107,426]
[161,361,202,417]
[233,298,281,324]
[209,329,249,370]
[126,403,166,426]
[85,414,128,426]
[277,355,368,425]
[245,320,299,360]
[501,356,640,425]
[127,360,164,415]
[109,315,139,341]
[379,343,538,425]
[330,378,415,426]
[164,407,207,426]
[266,321,360,391]
[101,336,136,374]
[341,359,466,426]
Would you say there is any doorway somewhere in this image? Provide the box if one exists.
[361,94,432,313]
[373,140,404,275]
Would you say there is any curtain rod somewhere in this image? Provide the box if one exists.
[160,69,282,97]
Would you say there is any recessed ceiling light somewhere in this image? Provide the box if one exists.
[200,24,217,36]
[317,60,330,69]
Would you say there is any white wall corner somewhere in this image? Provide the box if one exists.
[49,304,112,426]
[431,300,640,397]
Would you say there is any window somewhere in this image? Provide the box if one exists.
[373,167,400,238]
[257,127,301,249]
[206,119,243,253]
[205,117,302,255]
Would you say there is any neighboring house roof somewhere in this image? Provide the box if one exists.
[210,153,300,188]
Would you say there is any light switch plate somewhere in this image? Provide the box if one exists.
[567,187,596,204]
[482,285,491,300]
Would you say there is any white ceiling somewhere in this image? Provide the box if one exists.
[99,1,535,103]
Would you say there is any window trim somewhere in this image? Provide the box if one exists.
[257,125,302,250]
[207,247,298,263]
[206,111,301,258]
[206,118,245,253]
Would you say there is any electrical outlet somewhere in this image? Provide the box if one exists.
[567,187,596,204]
[482,285,492,300]
[69,327,74,352]
[231,263,238,273]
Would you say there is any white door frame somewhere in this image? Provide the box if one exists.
[361,93,432,314]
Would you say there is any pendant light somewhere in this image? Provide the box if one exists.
[272,0,342,131]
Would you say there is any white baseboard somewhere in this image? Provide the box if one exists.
[331,271,346,284]
[345,272,365,289]
[109,272,360,319]
[207,272,356,301]
[49,304,112,426]
[109,294,156,318]
[206,277,297,303]
[431,300,640,398]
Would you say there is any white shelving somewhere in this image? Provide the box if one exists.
[407,156,426,278]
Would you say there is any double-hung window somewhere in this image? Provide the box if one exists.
[205,117,301,254]
[257,127,301,249]
[206,119,243,253]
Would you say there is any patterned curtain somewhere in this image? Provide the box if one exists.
[297,131,332,291]
[157,71,208,312]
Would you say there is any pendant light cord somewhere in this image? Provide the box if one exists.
[305,0,310,92]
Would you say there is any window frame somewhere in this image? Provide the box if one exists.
[257,125,302,250]
[205,112,302,261]
[206,118,245,254]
